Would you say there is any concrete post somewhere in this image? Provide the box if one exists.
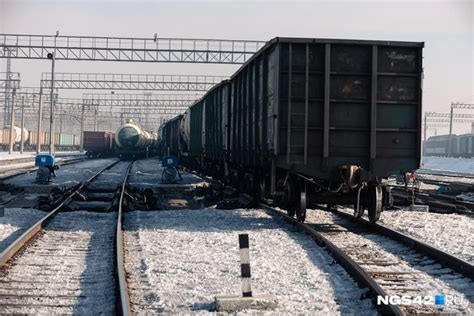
[49,53,56,155]
[80,101,85,152]
[448,103,454,157]
[423,113,427,142]
[20,96,25,154]
[36,88,43,153]
[8,89,16,154]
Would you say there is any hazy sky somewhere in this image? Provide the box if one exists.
[0,0,473,135]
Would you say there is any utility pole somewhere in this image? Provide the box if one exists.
[48,52,56,155]
[36,88,43,153]
[80,101,85,152]
[8,88,16,154]
[20,96,25,154]
[448,103,454,157]
[3,47,12,128]
[423,114,427,142]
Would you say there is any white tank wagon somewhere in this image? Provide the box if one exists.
[0,126,30,144]
[114,120,158,157]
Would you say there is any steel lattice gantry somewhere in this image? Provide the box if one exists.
[423,111,474,141]
[0,34,266,63]
[425,112,474,119]
[0,72,20,89]
[451,102,474,109]
[82,93,200,107]
[41,72,227,91]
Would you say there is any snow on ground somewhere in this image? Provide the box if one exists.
[417,173,474,185]
[124,208,376,315]
[0,155,83,178]
[305,208,473,314]
[3,158,117,189]
[0,208,46,253]
[420,156,474,175]
[0,211,117,314]
[0,151,83,161]
[129,158,207,190]
[377,208,474,264]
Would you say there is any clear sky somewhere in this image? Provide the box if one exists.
[0,0,473,135]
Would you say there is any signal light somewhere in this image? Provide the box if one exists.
[47,53,53,59]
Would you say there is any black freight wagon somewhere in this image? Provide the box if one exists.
[183,81,231,177]
[160,115,183,157]
[228,37,423,221]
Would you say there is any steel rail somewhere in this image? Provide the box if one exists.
[0,159,119,267]
[116,162,133,316]
[417,169,474,180]
[332,209,474,280]
[259,204,404,315]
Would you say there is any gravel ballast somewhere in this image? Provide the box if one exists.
[124,208,376,315]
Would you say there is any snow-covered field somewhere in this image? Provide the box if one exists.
[0,208,46,253]
[0,151,83,161]
[3,158,117,189]
[129,159,207,190]
[124,208,376,315]
[377,209,474,264]
[0,211,117,314]
[420,156,474,175]
[305,208,473,314]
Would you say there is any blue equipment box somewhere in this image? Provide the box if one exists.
[162,156,179,168]
[35,154,55,167]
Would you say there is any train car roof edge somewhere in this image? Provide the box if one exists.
[230,36,424,80]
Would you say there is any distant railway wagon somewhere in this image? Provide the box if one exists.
[83,131,115,158]
[423,133,474,158]
[0,128,79,151]
[164,37,424,223]
[180,81,230,177]
[160,115,183,157]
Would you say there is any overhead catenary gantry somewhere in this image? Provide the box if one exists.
[0,32,266,154]
[0,33,266,63]
[447,103,474,156]
[424,110,474,141]
[48,94,195,150]
[41,72,227,91]
[0,72,20,89]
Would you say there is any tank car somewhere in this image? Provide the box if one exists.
[115,119,157,158]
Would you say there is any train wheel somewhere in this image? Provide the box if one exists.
[247,174,256,197]
[354,203,365,218]
[258,177,266,201]
[368,185,383,223]
[283,178,296,218]
[231,170,240,189]
[296,182,307,222]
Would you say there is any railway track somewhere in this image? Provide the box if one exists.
[260,204,474,315]
[0,160,132,314]
[391,185,474,216]
[417,169,474,180]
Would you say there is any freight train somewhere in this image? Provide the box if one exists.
[423,133,474,157]
[0,127,80,151]
[160,37,424,223]
[83,120,158,158]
